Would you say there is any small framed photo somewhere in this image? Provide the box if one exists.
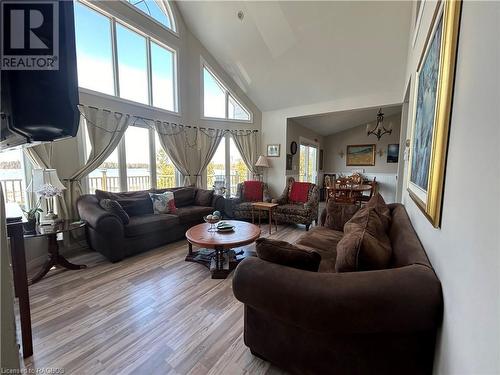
[267,144,280,157]
[387,144,400,163]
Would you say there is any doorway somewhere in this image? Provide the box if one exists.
[299,139,318,184]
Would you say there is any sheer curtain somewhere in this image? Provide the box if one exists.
[65,106,131,219]
[194,128,226,188]
[230,130,259,178]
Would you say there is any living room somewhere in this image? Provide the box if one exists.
[1,1,498,374]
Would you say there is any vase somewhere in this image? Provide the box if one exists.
[23,218,36,234]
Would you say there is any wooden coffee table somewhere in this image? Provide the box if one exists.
[251,202,278,234]
[185,220,261,279]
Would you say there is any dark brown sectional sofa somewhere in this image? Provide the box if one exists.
[77,187,224,262]
[233,200,443,375]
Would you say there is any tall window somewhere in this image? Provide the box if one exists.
[155,133,177,188]
[299,143,318,184]
[74,1,178,112]
[207,135,249,197]
[125,126,151,191]
[74,2,114,95]
[202,65,251,122]
[84,124,180,193]
[0,148,27,205]
[127,0,175,32]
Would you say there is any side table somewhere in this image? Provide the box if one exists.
[251,202,278,234]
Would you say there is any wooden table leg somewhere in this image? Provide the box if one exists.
[7,221,33,358]
[268,209,272,234]
[30,233,86,285]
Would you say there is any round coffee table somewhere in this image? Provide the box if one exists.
[185,220,261,279]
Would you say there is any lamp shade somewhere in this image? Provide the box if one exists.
[28,169,66,193]
[255,155,269,168]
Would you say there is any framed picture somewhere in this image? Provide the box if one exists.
[346,144,376,166]
[387,144,400,163]
[286,154,293,170]
[408,0,461,228]
[267,144,280,157]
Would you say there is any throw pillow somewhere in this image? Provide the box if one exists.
[323,201,360,231]
[243,181,263,202]
[289,182,311,203]
[256,238,321,272]
[366,193,391,232]
[99,199,130,225]
[149,191,176,214]
[173,187,196,207]
[336,207,392,272]
[195,189,214,206]
[95,189,153,216]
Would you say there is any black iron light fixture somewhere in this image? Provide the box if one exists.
[367,108,392,140]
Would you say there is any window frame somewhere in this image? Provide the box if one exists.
[76,0,179,114]
[122,0,178,36]
[200,59,253,124]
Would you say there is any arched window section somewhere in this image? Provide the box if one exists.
[126,0,177,33]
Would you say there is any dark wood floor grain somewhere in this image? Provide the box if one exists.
[21,223,313,374]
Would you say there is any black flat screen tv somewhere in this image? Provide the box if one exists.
[0,0,79,150]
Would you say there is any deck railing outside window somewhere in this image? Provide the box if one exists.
[88,171,176,192]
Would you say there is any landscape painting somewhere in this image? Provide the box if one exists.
[387,144,400,163]
[346,144,375,166]
[410,17,442,191]
[408,0,461,228]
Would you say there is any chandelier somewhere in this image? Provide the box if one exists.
[366,108,392,140]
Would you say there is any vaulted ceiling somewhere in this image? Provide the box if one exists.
[177,1,412,112]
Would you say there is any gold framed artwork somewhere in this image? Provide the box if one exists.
[407,0,462,228]
[346,144,376,166]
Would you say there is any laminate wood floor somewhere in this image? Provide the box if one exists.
[22,223,311,375]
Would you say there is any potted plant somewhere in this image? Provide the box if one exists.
[22,197,42,233]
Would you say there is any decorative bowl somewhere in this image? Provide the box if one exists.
[204,215,221,231]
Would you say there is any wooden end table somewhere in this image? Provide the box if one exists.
[185,220,261,279]
[251,202,278,234]
[25,220,88,284]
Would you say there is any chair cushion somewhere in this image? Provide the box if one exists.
[275,203,307,215]
[195,189,214,206]
[124,214,179,237]
[99,199,130,225]
[336,207,392,272]
[174,206,214,224]
[256,238,321,272]
[173,187,196,207]
[149,191,176,214]
[366,193,391,232]
[295,227,343,273]
[95,189,153,217]
[243,181,263,202]
[289,182,311,203]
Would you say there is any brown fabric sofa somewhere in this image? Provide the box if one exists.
[272,177,319,230]
[77,186,224,262]
[233,201,442,375]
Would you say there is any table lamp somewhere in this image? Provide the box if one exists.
[28,169,66,225]
[255,155,269,182]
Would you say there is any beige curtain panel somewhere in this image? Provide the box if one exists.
[24,143,69,220]
[64,106,131,220]
[194,128,226,188]
[230,130,259,177]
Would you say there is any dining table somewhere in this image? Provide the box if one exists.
[326,183,373,203]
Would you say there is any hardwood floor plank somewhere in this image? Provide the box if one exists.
[21,223,313,374]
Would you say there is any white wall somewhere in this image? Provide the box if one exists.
[402,2,500,374]
[262,94,403,196]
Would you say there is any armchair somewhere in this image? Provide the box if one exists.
[226,181,271,220]
[273,177,319,230]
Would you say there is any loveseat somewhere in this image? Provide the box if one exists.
[233,198,443,375]
[77,186,224,262]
